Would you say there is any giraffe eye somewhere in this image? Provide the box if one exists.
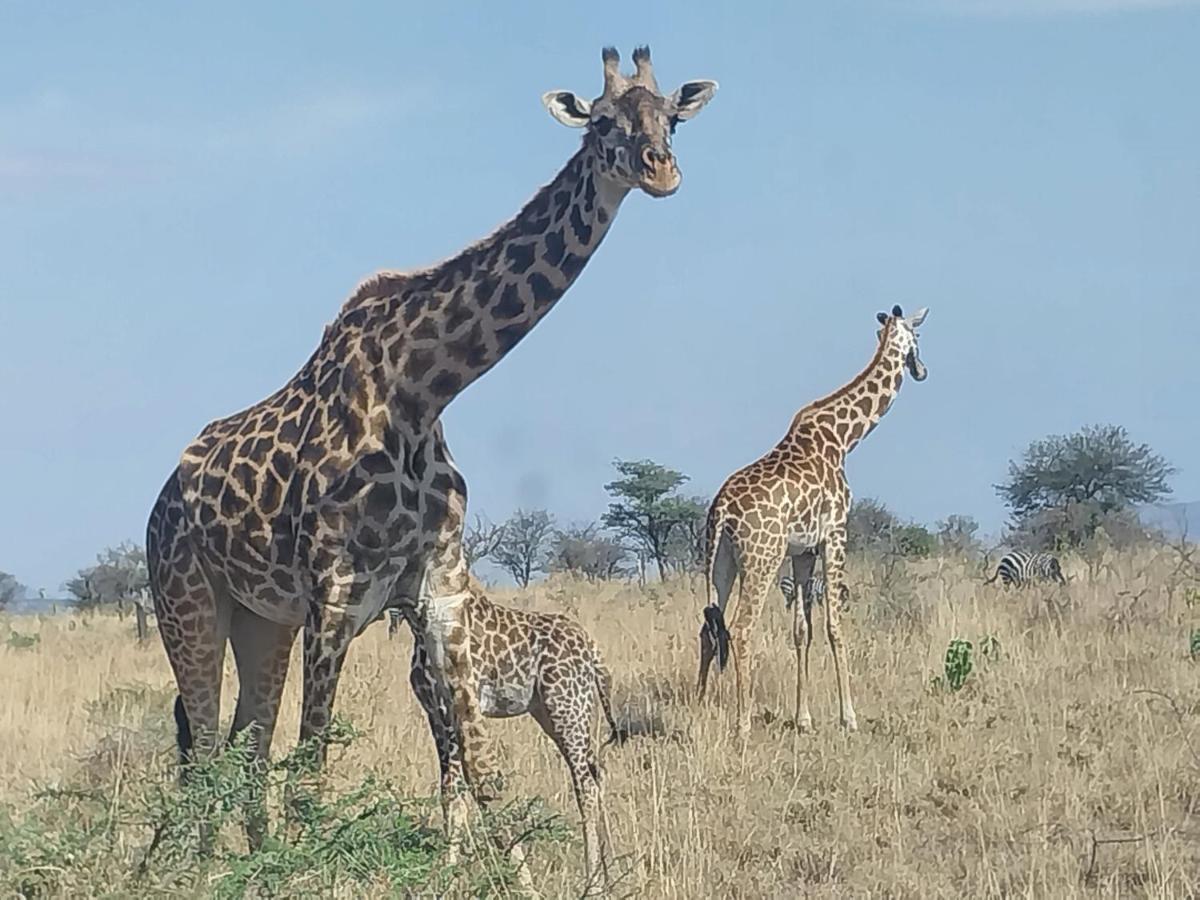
[592,116,614,137]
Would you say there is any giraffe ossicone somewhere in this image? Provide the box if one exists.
[697,306,930,738]
[146,44,716,850]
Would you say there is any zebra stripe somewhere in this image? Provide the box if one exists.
[779,575,850,610]
[985,550,1066,587]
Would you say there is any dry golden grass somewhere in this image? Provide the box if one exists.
[2,550,1199,897]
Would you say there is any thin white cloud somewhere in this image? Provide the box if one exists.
[896,0,1199,15]
[0,85,433,190]
[200,88,426,158]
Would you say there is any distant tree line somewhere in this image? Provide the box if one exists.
[9,424,1173,614]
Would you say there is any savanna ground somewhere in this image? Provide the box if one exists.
[2,548,1199,898]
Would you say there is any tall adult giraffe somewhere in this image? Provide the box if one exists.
[147,46,717,845]
[696,306,929,739]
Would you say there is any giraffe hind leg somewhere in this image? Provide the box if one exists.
[697,534,736,700]
[227,606,298,850]
[530,689,610,895]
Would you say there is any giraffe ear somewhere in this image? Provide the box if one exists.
[670,80,718,121]
[542,91,592,128]
[908,307,929,327]
[876,312,889,325]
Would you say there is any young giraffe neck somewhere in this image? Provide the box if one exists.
[337,139,629,427]
[791,323,908,456]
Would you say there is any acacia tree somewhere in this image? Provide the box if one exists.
[846,498,934,558]
[66,542,149,611]
[996,424,1173,548]
[549,523,629,581]
[936,514,982,558]
[490,509,555,588]
[662,495,708,574]
[602,459,700,578]
[462,514,505,570]
[0,571,26,611]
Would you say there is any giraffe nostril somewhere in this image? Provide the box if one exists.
[641,147,672,171]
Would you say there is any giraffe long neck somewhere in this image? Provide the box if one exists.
[337,140,629,427]
[790,327,908,456]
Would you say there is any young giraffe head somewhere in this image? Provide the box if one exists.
[542,46,718,198]
[876,304,930,383]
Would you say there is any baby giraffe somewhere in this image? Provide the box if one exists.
[697,305,929,738]
[402,577,620,892]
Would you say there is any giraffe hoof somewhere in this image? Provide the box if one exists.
[842,714,858,733]
[796,717,813,734]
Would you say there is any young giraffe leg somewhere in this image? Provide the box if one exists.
[409,612,534,893]
[226,606,298,849]
[789,552,817,733]
[530,688,609,894]
[821,533,858,731]
[727,554,781,741]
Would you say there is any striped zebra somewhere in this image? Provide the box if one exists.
[984,550,1066,587]
[779,574,849,611]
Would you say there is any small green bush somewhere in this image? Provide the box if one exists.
[944,639,974,692]
[0,700,567,898]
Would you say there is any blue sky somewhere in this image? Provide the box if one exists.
[2,1,1198,593]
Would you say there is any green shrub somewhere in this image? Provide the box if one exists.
[0,696,567,898]
[943,639,974,692]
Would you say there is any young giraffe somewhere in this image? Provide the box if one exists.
[403,575,620,892]
[696,306,929,738]
[146,45,717,846]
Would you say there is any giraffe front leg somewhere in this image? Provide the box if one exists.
[419,464,503,803]
[790,553,817,733]
[408,639,472,865]
[821,535,857,732]
[288,586,355,827]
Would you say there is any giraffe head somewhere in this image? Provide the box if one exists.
[876,305,929,382]
[542,46,717,198]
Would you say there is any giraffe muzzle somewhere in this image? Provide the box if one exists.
[906,349,928,382]
[638,146,681,197]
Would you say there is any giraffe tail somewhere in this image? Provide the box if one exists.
[703,604,731,672]
[593,656,624,749]
[702,508,734,673]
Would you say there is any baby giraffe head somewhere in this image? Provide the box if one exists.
[876,305,929,382]
[542,46,718,198]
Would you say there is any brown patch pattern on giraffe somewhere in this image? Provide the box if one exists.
[145,44,716,853]
[696,306,929,739]
[403,580,619,890]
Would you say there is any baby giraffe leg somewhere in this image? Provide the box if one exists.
[530,693,609,896]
